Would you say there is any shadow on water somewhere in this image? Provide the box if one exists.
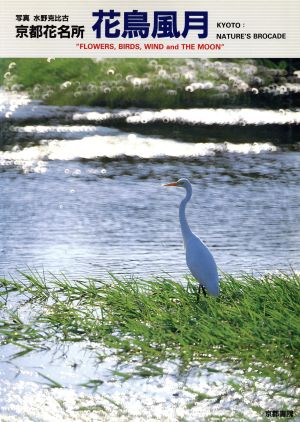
[110,121,300,146]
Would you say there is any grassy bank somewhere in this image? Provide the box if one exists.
[1,58,299,108]
[0,272,299,388]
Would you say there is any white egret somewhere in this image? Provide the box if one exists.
[163,178,219,298]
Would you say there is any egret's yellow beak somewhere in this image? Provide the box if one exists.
[163,182,178,187]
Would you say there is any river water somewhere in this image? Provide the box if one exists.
[0,92,299,278]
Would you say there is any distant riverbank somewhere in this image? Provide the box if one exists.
[1,58,300,109]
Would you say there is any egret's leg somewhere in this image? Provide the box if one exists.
[201,286,207,297]
[196,284,201,302]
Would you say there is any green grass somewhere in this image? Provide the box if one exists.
[1,58,298,108]
[0,271,299,389]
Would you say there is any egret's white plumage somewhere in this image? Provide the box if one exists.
[163,178,219,297]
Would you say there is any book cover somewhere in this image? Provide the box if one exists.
[0,1,299,421]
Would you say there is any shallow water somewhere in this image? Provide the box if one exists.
[0,342,297,421]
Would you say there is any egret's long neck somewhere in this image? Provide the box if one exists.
[179,185,193,247]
